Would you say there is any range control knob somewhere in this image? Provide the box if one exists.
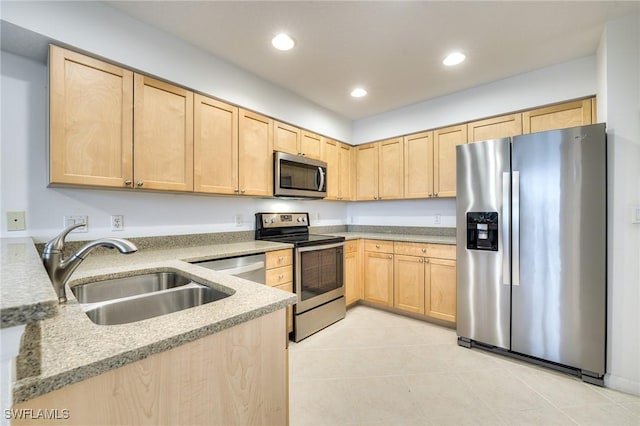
[263,218,269,224]
[297,217,306,222]
[270,218,276,223]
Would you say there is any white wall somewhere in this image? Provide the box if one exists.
[352,56,597,144]
[0,51,347,242]
[598,14,640,396]
[0,1,351,142]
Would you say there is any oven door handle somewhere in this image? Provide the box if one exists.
[296,242,345,252]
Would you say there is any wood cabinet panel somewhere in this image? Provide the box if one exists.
[301,131,323,160]
[266,266,293,287]
[427,244,456,260]
[426,258,456,322]
[378,137,404,199]
[356,143,379,200]
[344,240,358,253]
[339,143,354,200]
[49,45,133,188]
[394,254,425,314]
[468,113,523,143]
[273,281,294,333]
[266,249,293,269]
[274,121,300,155]
[133,74,194,192]
[14,310,288,425]
[345,249,362,305]
[363,240,394,254]
[394,241,429,257]
[324,138,340,199]
[404,131,434,198]
[363,251,394,306]
[238,109,273,196]
[433,124,467,198]
[193,94,238,194]
[523,99,593,134]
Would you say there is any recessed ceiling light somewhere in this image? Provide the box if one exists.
[443,52,466,66]
[350,87,368,98]
[272,33,295,51]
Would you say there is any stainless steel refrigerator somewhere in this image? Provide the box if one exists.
[456,123,606,385]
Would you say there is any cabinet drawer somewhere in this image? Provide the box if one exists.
[427,244,456,260]
[266,249,293,269]
[364,240,394,254]
[266,266,293,286]
[344,240,358,253]
[394,241,429,257]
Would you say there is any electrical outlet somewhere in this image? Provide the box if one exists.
[63,215,88,232]
[234,214,243,226]
[434,214,441,225]
[111,215,124,231]
[7,211,26,231]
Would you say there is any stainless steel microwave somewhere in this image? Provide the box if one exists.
[273,151,327,199]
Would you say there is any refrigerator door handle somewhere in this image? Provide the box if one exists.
[502,172,511,285]
[512,171,520,286]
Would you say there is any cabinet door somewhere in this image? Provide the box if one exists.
[378,138,404,200]
[425,258,456,322]
[356,143,379,200]
[404,131,434,198]
[324,138,339,200]
[522,99,593,134]
[394,255,425,314]
[338,143,354,200]
[273,281,294,334]
[363,251,393,306]
[468,113,522,143]
[134,74,193,192]
[49,45,133,188]
[194,94,238,194]
[274,121,300,155]
[344,249,361,305]
[301,131,323,160]
[433,124,467,198]
[238,109,273,196]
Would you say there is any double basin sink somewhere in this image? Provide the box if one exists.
[71,271,233,325]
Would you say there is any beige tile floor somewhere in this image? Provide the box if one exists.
[289,305,640,426]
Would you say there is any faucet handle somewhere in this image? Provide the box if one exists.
[43,223,86,254]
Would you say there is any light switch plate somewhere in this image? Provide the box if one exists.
[7,211,26,231]
[63,215,88,232]
[633,205,640,224]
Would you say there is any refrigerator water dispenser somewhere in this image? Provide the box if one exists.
[466,212,499,251]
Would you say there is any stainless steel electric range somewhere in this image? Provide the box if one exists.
[255,212,346,342]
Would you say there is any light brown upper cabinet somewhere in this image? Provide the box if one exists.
[194,94,238,195]
[404,131,434,198]
[274,121,322,160]
[523,98,594,134]
[356,138,403,200]
[324,138,354,200]
[467,113,523,143]
[49,45,134,188]
[433,124,467,198]
[133,74,194,192]
[238,109,274,196]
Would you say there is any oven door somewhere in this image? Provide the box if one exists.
[295,242,344,313]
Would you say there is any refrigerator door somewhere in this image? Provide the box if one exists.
[511,124,606,375]
[456,138,511,350]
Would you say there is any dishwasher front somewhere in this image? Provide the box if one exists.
[192,253,266,284]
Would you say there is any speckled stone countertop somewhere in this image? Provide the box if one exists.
[11,240,296,404]
[1,238,58,328]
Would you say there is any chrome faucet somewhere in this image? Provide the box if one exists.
[42,223,138,303]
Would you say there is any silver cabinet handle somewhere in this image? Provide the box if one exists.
[278,256,284,262]
[419,258,423,263]
[428,193,433,197]
[502,172,511,286]
[240,189,246,194]
[512,171,520,286]
[421,248,426,253]
[136,180,144,187]
[234,188,239,193]
[278,274,284,279]
[375,244,380,248]
[124,179,132,186]
[425,258,429,264]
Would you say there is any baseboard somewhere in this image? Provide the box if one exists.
[605,373,640,396]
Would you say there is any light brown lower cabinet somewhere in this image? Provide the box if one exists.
[393,254,426,314]
[425,258,457,322]
[266,249,294,334]
[344,240,362,305]
[363,240,394,306]
[13,310,288,425]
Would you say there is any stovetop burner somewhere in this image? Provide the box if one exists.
[254,212,344,247]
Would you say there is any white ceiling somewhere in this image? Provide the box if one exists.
[105,1,638,120]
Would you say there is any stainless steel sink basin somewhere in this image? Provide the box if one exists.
[71,272,234,325]
[72,271,192,303]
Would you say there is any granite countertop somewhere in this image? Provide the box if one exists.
[1,238,58,328]
[8,239,296,404]
[328,231,457,245]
